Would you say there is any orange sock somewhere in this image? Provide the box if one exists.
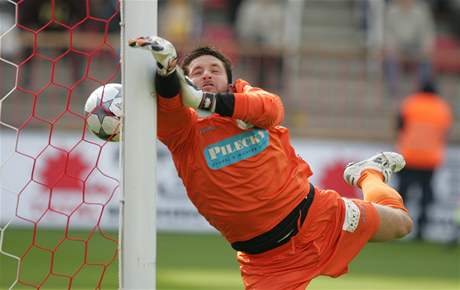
[358,169,408,212]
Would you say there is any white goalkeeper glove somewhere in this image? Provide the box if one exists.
[176,68,253,127]
[128,36,178,76]
[129,36,215,113]
[176,67,216,112]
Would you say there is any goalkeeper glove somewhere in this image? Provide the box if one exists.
[129,36,215,112]
[128,36,178,76]
[177,69,253,128]
[176,67,216,111]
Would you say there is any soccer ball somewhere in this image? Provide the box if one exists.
[84,83,122,142]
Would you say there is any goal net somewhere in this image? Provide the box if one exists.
[0,0,157,289]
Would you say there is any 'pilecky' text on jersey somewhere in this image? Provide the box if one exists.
[204,129,269,169]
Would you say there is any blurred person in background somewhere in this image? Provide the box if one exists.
[158,0,195,43]
[235,0,285,91]
[129,35,413,289]
[0,1,19,59]
[396,80,453,240]
[383,0,436,97]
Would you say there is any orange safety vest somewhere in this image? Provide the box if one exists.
[397,92,453,169]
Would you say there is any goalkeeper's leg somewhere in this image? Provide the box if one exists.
[360,172,413,241]
[322,153,413,277]
[344,152,413,241]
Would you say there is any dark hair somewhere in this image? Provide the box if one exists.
[181,46,233,83]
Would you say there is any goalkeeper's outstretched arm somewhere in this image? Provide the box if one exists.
[129,36,195,151]
[130,36,284,129]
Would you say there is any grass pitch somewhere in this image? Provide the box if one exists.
[0,228,459,290]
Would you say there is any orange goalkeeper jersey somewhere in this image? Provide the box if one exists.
[157,79,313,243]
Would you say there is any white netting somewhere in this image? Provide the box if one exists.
[0,1,121,288]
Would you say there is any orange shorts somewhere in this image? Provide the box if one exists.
[237,188,380,290]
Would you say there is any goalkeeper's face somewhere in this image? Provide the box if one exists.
[187,55,231,93]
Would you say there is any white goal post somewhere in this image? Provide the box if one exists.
[120,0,157,289]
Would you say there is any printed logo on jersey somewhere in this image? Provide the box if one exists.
[204,129,269,169]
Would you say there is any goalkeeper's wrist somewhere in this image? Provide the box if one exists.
[155,71,180,98]
[197,93,216,112]
[197,92,235,116]
[155,60,177,77]
[214,93,234,116]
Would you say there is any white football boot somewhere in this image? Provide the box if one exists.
[128,36,178,76]
[343,152,406,186]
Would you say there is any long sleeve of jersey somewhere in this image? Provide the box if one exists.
[156,72,197,152]
[158,95,198,150]
[232,79,284,128]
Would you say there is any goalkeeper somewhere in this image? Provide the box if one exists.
[129,36,413,290]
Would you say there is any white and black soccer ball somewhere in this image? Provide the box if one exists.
[84,83,122,142]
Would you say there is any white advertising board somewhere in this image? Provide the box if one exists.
[1,132,459,241]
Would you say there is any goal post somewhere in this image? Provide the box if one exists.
[120,0,157,289]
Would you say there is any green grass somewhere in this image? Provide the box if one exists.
[1,228,459,289]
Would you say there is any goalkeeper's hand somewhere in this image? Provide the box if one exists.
[176,67,216,111]
[128,36,178,76]
[176,69,254,128]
